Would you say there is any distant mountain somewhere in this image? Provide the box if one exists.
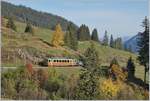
[124,33,141,53]
[122,36,131,42]
[1,1,78,31]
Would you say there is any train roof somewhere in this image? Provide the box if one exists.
[48,57,77,60]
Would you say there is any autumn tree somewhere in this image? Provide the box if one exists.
[91,28,99,42]
[26,63,34,74]
[102,30,109,46]
[6,18,16,31]
[51,24,64,47]
[137,17,149,83]
[110,57,119,68]
[100,78,121,99]
[110,64,127,81]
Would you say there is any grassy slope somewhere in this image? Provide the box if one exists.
[2,18,148,82]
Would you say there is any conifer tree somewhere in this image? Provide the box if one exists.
[64,31,71,47]
[110,34,114,48]
[137,17,149,83]
[83,42,100,71]
[127,57,135,79]
[75,69,99,100]
[75,42,100,99]
[6,18,16,31]
[24,23,34,34]
[91,28,99,42]
[114,37,123,49]
[64,23,78,50]
[77,24,91,41]
[102,30,109,46]
[118,37,123,49]
[51,24,64,47]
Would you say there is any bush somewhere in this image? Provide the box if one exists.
[110,64,127,81]
[99,79,121,99]
[1,79,16,99]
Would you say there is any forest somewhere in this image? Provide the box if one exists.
[1,1,78,31]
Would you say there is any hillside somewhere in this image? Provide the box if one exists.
[2,18,138,67]
[3,17,148,81]
[2,18,149,95]
[1,1,78,31]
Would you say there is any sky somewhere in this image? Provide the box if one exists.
[2,0,149,39]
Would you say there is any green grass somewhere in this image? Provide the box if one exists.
[3,18,53,43]
[78,41,137,66]
[50,67,81,78]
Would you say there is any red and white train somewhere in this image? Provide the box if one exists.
[47,58,82,67]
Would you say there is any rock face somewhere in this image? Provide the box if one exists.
[124,33,141,53]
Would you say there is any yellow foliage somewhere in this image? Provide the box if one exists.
[111,64,127,81]
[100,79,121,99]
[51,24,64,47]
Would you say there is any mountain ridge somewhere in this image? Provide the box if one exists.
[1,1,78,31]
[124,33,141,53]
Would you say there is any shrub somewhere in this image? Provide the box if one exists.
[26,63,33,74]
[110,64,127,81]
[1,79,16,99]
[99,78,121,99]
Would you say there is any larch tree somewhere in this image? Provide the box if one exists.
[51,24,64,47]
[91,28,99,42]
[110,57,119,68]
[137,16,149,83]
